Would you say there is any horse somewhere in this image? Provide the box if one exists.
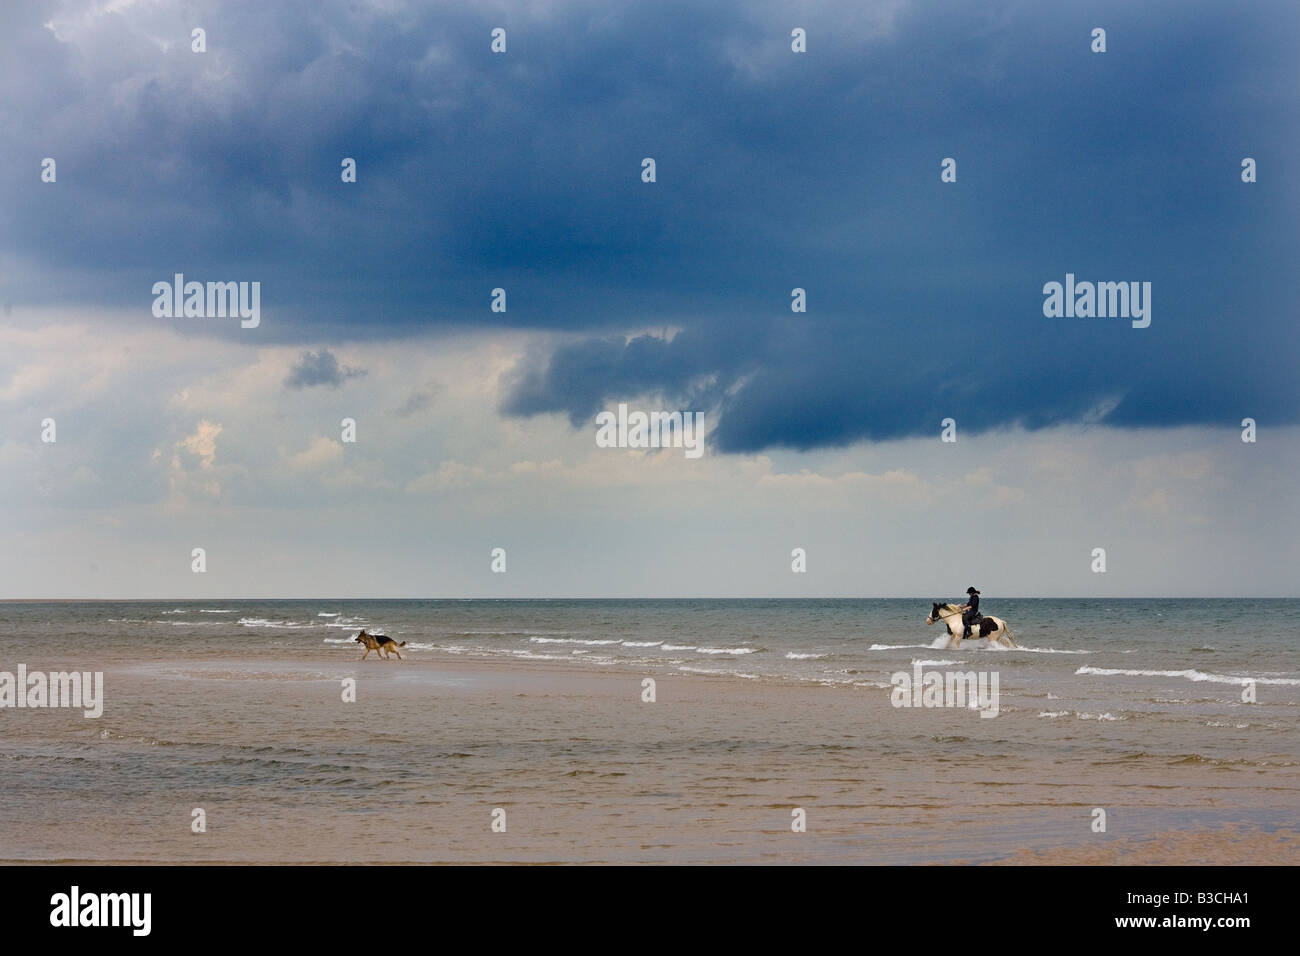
[925,602,1017,649]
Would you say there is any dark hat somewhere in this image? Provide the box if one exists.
[966,587,979,594]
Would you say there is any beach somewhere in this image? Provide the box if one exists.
[2,600,1297,865]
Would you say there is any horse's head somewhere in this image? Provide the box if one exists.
[925,602,942,624]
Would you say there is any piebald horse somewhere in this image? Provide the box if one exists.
[926,602,1017,649]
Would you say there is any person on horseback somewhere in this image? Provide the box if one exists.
[959,587,981,639]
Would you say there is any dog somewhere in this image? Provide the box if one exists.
[353,629,407,661]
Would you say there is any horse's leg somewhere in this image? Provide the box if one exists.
[949,622,962,649]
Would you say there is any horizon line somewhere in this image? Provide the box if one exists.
[1,595,1295,602]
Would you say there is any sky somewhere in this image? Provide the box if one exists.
[1,0,1297,598]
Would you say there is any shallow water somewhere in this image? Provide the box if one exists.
[0,599,1296,863]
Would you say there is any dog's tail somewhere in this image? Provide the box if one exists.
[398,641,407,647]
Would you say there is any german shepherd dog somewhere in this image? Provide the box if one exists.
[354,629,407,661]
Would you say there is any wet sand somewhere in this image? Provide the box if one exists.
[2,651,1296,864]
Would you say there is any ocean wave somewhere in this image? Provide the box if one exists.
[1077,712,1124,721]
[868,643,933,651]
[529,636,619,645]
[238,617,307,629]
[317,612,340,618]
[678,666,759,679]
[662,643,696,651]
[911,659,965,667]
[622,640,663,647]
[1038,710,1071,718]
[1011,646,1091,654]
[785,652,827,660]
[695,647,758,655]
[1076,666,1300,686]
[199,609,232,613]
[453,629,573,637]
[160,609,186,615]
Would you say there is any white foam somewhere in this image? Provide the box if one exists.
[1076,666,1300,687]
[199,609,232,613]
[912,659,965,667]
[662,643,696,651]
[785,652,828,660]
[695,647,757,655]
[1013,646,1090,655]
[622,640,663,647]
[1077,712,1123,721]
[317,612,340,618]
[529,636,619,645]
[678,666,759,679]
[868,643,933,651]
[1038,710,1071,718]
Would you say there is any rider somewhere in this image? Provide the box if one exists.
[958,587,981,639]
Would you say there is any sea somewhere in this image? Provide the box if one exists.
[3,597,1297,706]
[0,598,1296,863]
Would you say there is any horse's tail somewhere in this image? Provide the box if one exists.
[1003,624,1017,648]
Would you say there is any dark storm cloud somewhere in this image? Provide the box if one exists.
[4,0,1297,450]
